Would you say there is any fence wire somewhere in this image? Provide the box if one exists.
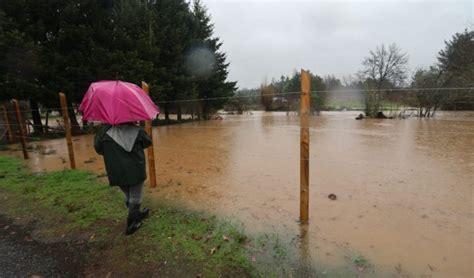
[1,86,472,112]
[1,86,473,143]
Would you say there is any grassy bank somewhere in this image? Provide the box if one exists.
[0,156,270,277]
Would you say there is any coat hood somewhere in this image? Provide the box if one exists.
[106,125,140,152]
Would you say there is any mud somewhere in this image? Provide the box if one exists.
[2,111,473,277]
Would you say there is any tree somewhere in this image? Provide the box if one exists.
[282,71,326,113]
[0,7,45,133]
[359,43,409,116]
[342,75,357,87]
[0,0,120,134]
[410,29,474,115]
[323,75,342,90]
[256,71,326,113]
[147,0,196,120]
[1,0,237,134]
[189,0,237,119]
[310,74,326,114]
[260,82,275,111]
[438,29,474,86]
[437,29,474,110]
[410,67,447,117]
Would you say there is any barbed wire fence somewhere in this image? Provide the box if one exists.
[1,85,473,157]
[1,81,473,222]
[1,86,474,140]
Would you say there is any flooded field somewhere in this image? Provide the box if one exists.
[2,111,473,277]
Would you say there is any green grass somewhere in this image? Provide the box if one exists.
[325,99,405,111]
[326,99,365,110]
[0,158,123,229]
[0,156,255,276]
[352,254,370,269]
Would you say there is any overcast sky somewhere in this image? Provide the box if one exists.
[201,0,472,89]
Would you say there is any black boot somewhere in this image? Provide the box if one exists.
[139,207,150,220]
[125,204,142,235]
[130,202,150,220]
[126,200,150,214]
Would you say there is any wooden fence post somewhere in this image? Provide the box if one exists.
[141,81,157,188]
[59,93,76,169]
[300,70,311,223]
[1,105,13,143]
[11,99,28,159]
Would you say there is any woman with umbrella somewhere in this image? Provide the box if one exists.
[80,80,160,235]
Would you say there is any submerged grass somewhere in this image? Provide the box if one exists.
[352,254,370,269]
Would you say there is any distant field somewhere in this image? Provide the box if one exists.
[325,99,405,110]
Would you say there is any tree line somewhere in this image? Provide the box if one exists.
[0,0,235,134]
[233,29,472,117]
[0,0,472,139]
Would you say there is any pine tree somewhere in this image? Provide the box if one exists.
[437,29,474,110]
[1,0,237,127]
[0,4,45,133]
[438,29,474,87]
[189,0,236,119]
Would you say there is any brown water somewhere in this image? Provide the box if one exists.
[3,111,473,277]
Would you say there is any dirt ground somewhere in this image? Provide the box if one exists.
[0,214,87,277]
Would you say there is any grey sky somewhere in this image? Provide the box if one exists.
[201,0,473,89]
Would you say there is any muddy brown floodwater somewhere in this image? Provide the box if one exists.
[2,111,473,277]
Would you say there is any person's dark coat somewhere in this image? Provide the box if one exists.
[94,125,151,186]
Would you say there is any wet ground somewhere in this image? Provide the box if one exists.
[2,111,473,277]
[0,215,86,277]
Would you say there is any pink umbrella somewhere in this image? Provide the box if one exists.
[79,80,160,125]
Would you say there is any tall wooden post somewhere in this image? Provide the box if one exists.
[141,81,157,188]
[300,70,311,223]
[11,100,28,159]
[1,105,13,143]
[59,93,76,169]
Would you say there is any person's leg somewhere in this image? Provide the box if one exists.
[129,181,149,218]
[128,182,144,206]
[125,182,149,235]
[118,185,130,208]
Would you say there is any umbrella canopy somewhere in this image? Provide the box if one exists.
[79,80,160,125]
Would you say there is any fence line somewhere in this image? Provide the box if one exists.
[4,123,77,128]
[154,87,474,104]
[2,88,474,153]
[6,134,64,140]
[1,86,473,112]
[4,100,474,115]
[1,81,472,226]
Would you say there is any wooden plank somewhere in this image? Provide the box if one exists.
[59,93,76,169]
[142,81,157,188]
[300,70,311,223]
[11,100,29,159]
